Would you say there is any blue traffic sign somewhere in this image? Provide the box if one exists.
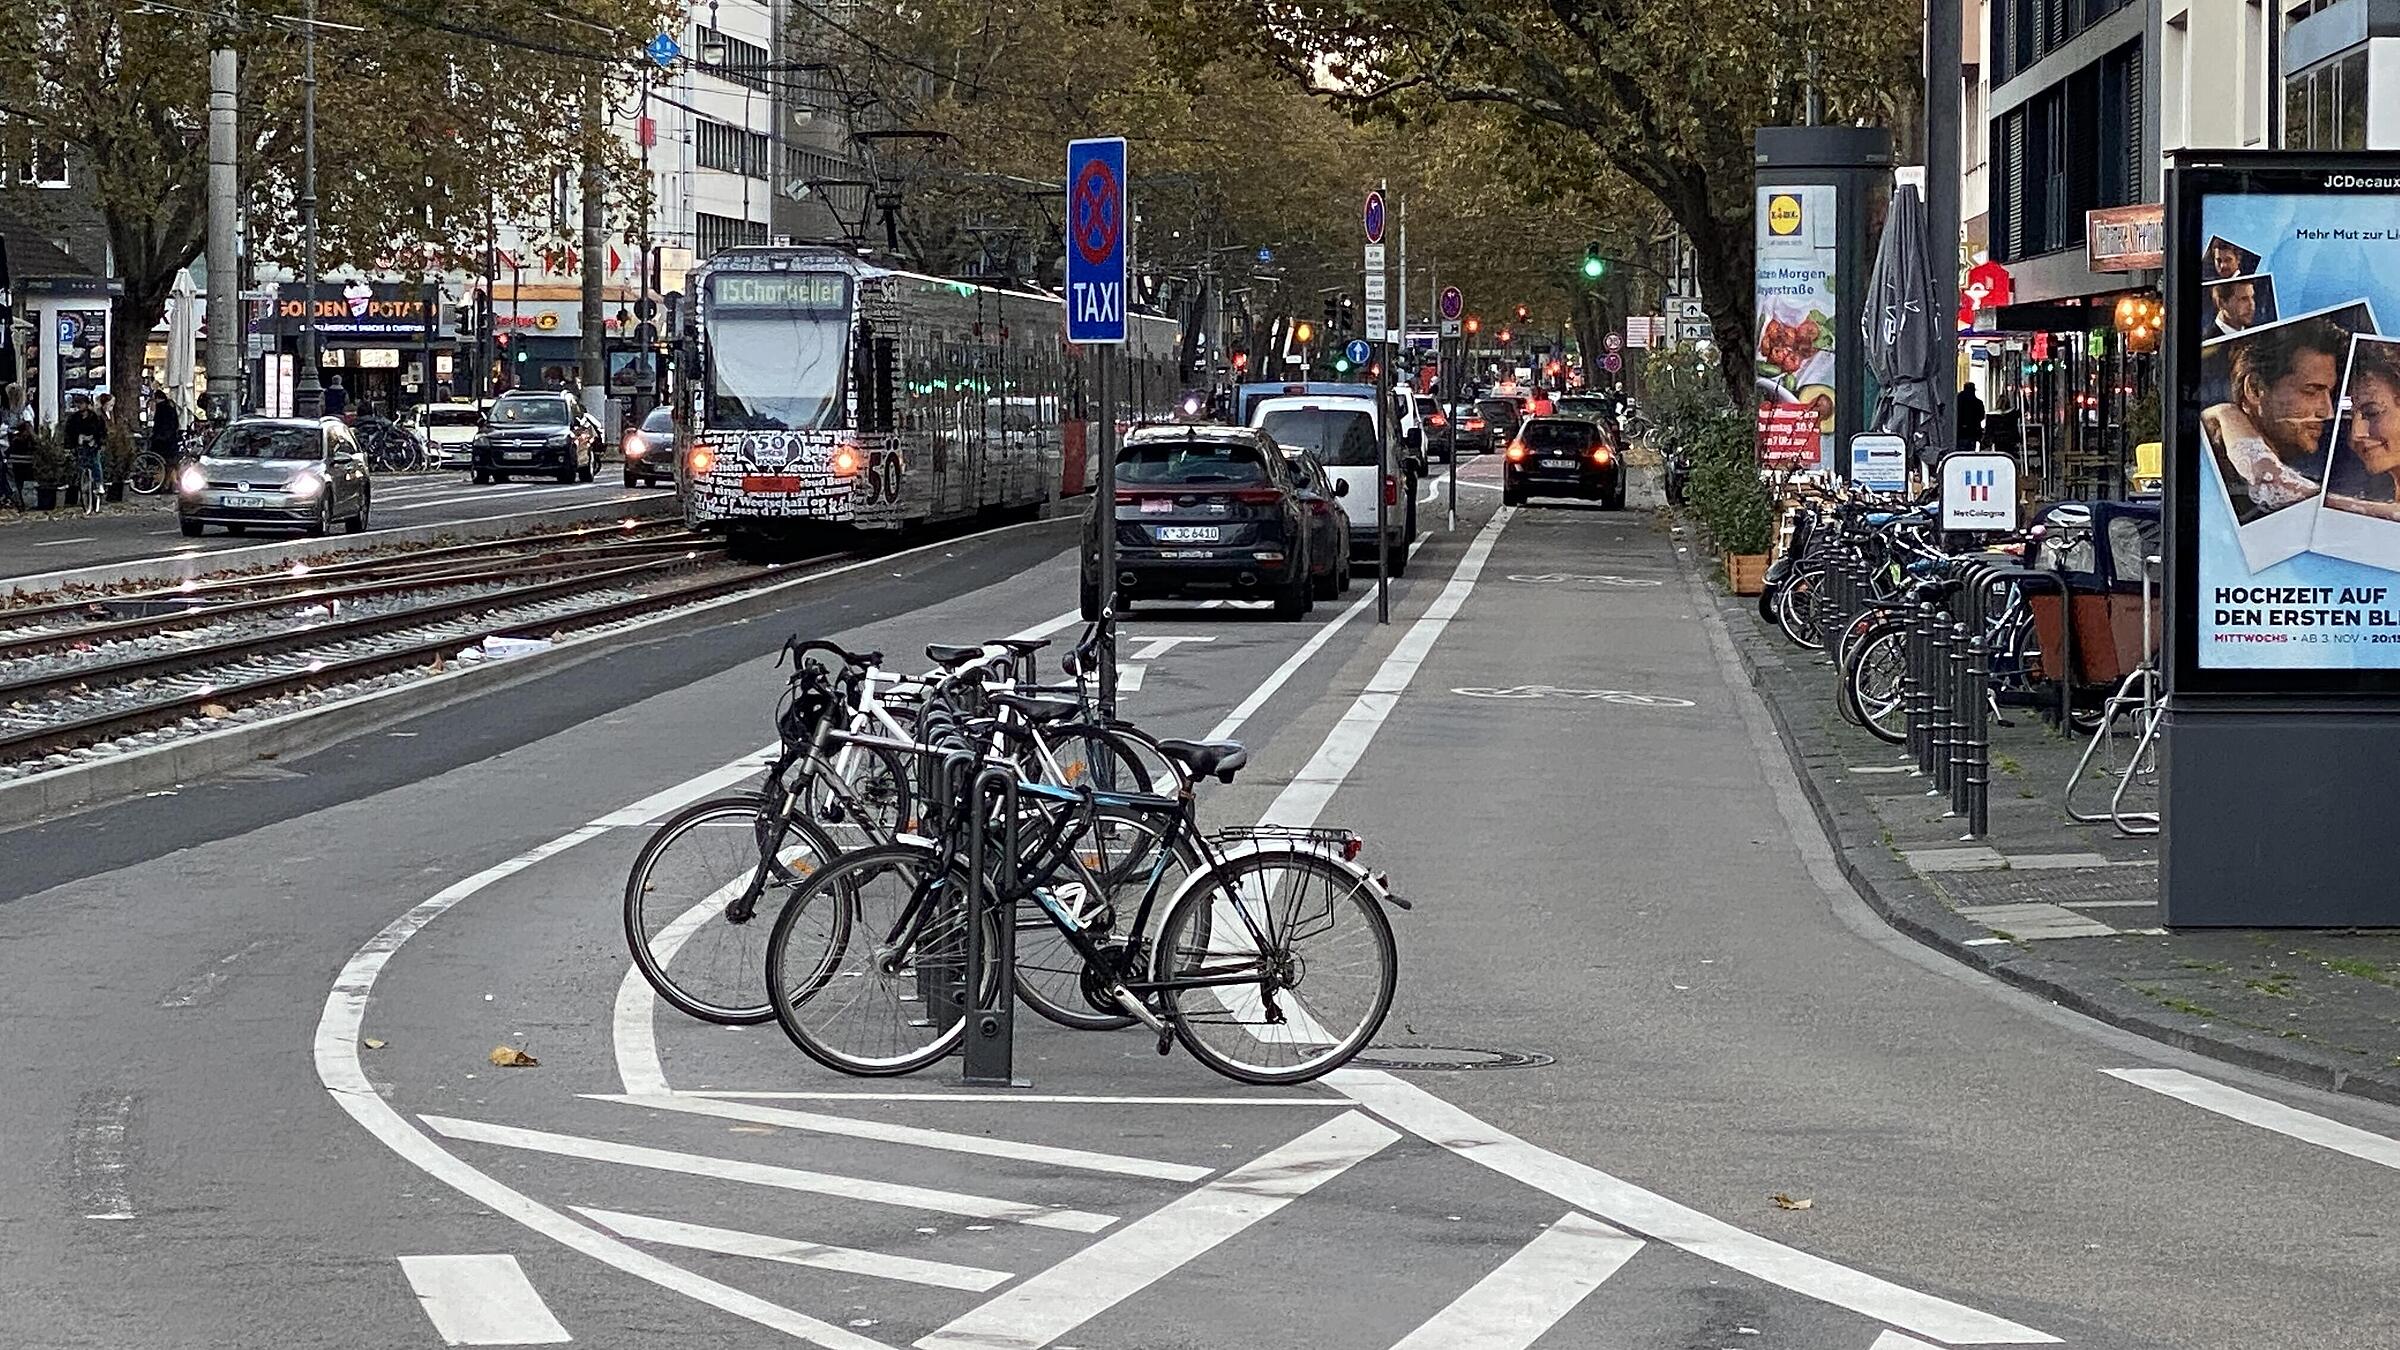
[1363,190,1386,245]
[1066,138,1127,345]
[645,32,681,68]
[1256,246,1273,265]
[1344,338,1372,365]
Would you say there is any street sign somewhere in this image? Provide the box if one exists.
[1441,317,1462,338]
[1604,333,1623,351]
[1676,318,1715,344]
[1850,434,1908,493]
[1364,273,1387,301]
[1364,299,1388,333]
[1602,352,1622,373]
[1345,338,1373,365]
[1939,451,2019,532]
[1364,189,1386,244]
[1065,137,1127,345]
[1363,243,1386,271]
[1438,286,1463,321]
[1256,246,1274,264]
[645,32,680,68]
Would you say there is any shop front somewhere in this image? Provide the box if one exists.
[252,280,457,416]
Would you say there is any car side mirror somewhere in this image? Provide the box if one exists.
[1333,478,1350,498]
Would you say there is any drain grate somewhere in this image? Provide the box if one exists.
[1349,1045,1554,1071]
[1933,866,2154,910]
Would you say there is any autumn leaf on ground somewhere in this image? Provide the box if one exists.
[199,703,232,719]
[1770,1193,1813,1211]
[362,1038,385,1050]
[488,1046,539,1068]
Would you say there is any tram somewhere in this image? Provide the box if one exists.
[675,245,1181,546]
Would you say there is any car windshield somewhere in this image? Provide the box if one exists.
[423,408,482,428]
[641,406,676,432]
[1118,439,1268,486]
[1524,419,1598,450]
[1258,408,1379,467]
[1477,399,1521,423]
[1556,398,1609,418]
[210,425,318,460]
[492,399,570,427]
[706,312,847,431]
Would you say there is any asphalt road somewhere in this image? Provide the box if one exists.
[4,459,2397,1350]
[0,469,670,579]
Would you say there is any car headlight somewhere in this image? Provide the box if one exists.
[288,473,325,499]
[178,464,206,494]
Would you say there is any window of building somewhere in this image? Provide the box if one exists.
[14,139,68,188]
[695,27,771,92]
[694,212,768,259]
[695,119,771,179]
[2284,50,2372,150]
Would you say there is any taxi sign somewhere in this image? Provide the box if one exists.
[1066,138,1127,344]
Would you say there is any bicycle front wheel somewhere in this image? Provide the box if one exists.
[622,794,837,1025]
[1848,625,1910,745]
[1153,848,1396,1085]
[767,843,1000,1076]
[130,452,167,495]
[1012,806,1196,1032]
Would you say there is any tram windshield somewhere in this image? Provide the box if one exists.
[704,272,851,432]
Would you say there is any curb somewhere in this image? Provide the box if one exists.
[3,493,679,599]
[0,515,1076,831]
[1710,579,2400,1109]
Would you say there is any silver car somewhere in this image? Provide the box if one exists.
[177,417,371,537]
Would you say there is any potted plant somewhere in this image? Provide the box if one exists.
[1685,409,1777,594]
[24,424,69,511]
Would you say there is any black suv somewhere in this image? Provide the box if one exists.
[1503,415,1626,509]
[470,391,601,485]
[1083,425,1315,620]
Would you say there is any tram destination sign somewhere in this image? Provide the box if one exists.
[707,273,850,310]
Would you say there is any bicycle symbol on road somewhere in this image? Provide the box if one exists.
[1452,685,1695,707]
[1506,573,1664,587]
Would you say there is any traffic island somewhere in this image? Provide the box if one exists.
[1714,582,2400,1106]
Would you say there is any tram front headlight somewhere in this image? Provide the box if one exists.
[690,447,714,474]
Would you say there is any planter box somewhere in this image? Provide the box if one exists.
[1724,551,1768,595]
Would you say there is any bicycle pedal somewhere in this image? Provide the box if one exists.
[1155,1029,1174,1056]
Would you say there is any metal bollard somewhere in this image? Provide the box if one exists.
[961,764,1025,1087]
[1907,598,1931,768]
[1949,616,1973,815]
[1963,571,1993,838]
[1927,606,1954,788]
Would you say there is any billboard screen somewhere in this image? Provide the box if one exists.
[1755,184,1837,467]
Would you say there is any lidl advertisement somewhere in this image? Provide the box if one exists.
[1755,184,1836,467]
[2192,189,2400,669]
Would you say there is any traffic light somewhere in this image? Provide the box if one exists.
[1230,350,1249,372]
[1497,328,1512,344]
[1580,243,1605,280]
[1294,319,1315,344]
[1464,315,1481,336]
[1333,357,1352,373]
[1514,304,1530,323]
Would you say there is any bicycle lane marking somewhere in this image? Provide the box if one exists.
[1239,505,2058,1346]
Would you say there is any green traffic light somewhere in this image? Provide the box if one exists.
[1581,255,1605,279]
[1333,357,1351,373]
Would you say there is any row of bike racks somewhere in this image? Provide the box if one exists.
[923,750,1028,1087]
[1819,547,1996,838]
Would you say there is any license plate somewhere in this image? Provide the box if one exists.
[1541,457,1578,469]
[1158,525,1220,542]
[502,451,532,462]
[223,494,265,508]
[743,475,804,494]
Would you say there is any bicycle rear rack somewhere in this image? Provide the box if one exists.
[1216,824,1363,859]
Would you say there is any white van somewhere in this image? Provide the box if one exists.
[1249,393,1407,576]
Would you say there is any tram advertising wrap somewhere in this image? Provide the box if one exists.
[2174,156,2400,692]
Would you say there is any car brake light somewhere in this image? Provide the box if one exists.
[1426,412,1447,427]
[1505,444,1528,462]
[1115,489,1143,502]
[1591,445,1614,465]
[1384,475,1399,505]
[1233,488,1283,504]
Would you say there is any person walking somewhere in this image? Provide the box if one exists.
[149,386,183,472]
[0,382,26,508]
[1956,380,1987,452]
[63,391,108,516]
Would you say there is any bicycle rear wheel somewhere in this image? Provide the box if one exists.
[1012,807,1196,1032]
[1848,625,1909,745]
[766,843,1000,1076]
[622,794,838,1025]
[130,451,167,495]
[1153,848,1396,1085]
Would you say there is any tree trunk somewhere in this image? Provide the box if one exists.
[111,285,168,440]
[1683,215,1755,408]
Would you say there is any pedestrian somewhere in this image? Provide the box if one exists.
[324,378,348,419]
[1956,380,1987,452]
[149,385,183,469]
[62,391,108,516]
[0,382,25,508]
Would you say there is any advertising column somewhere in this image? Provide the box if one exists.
[2163,151,2400,925]
[1755,184,1838,468]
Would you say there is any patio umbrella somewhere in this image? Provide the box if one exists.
[1861,182,1941,468]
[165,266,199,411]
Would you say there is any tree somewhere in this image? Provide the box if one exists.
[0,1,670,436]
[1142,0,1919,401]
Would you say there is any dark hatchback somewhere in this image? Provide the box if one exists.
[1082,426,1316,620]
[1503,415,1625,509]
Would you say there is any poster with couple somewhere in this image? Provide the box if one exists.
[2183,160,2400,684]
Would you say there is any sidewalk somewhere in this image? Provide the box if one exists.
[1717,572,2400,1107]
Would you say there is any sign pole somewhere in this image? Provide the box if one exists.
[1097,346,1118,723]
[1365,185,1390,624]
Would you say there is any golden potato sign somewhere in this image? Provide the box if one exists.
[1766,193,1804,237]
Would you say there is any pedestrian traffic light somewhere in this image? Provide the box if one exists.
[1580,244,1605,280]
[1294,320,1315,344]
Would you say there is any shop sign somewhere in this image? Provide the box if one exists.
[2086,204,2165,273]
[1958,259,2014,325]
[270,281,436,338]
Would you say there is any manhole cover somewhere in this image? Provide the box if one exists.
[1349,1045,1553,1071]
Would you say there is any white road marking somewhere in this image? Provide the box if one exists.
[573,1208,1011,1292]
[421,1115,1116,1231]
[31,535,98,547]
[1871,1335,1944,1350]
[1125,634,1214,660]
[1383,1212,1642,1350]
[397,1254,573,1346]
[1115,662,1146,693]
[1205,531,1435,742]
[2105,1068,2400,1171]
[590,747,776,828]
[71,1092,136,1220]
[678,1090,1353,1107]
[1258,508,1510,831]
[589,1092,1212,1182]
[916,1111,1397,1350]
[1329,1072,2057,1345]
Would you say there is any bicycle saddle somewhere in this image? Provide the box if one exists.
[1153,738,1248,783]
[926,643,994,668]
[991,691,1082,724]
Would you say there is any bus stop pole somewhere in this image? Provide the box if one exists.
[1096,346,1119,721]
